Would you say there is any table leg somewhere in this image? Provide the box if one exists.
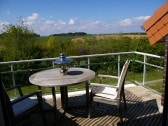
[60,82,90,111]
[38,86,41,90]
[60,86,68,110]
[51,87,57,118]
[85,81,90,108]
[52,87,57,108]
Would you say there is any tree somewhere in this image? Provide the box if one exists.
[1,24,36,61]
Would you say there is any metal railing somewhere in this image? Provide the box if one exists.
[0,51,164,91]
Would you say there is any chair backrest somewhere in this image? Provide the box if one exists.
[116,60,130,99]
[0,73,15,126]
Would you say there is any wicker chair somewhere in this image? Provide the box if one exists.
[88,60,130,122]
[0,73,47,126]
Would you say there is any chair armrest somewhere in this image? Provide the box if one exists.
[98,74,119,79]
[11,90,42,105]
[90,83,118,88]
[90,83,119,94]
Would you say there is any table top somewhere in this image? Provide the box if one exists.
[29,67,95,87]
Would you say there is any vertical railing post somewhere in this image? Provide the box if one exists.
[52,60,55,68]
[10,64,16,87]
[143,55,147,85]
[10,64,16,95]
[87,57,90,69]
[117,54,121,77]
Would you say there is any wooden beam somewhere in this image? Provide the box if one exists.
[162,35,168,126]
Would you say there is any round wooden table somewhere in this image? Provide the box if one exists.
[29,67,95,111]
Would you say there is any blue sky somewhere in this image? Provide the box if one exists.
[0,0,167,36]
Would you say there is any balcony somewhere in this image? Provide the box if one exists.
[16,86,162,126]
[0,51,164,126]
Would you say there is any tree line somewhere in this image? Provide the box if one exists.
[0,24,165,61]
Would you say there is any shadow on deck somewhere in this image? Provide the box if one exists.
[17,89,162,126]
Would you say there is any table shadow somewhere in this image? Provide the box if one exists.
[67,71,83,75]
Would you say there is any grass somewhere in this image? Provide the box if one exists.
[145,69,163,93]
[146,82,162,94]
[126,69,163,93]
[36,36,49,42]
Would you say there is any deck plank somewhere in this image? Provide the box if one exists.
[17,90,162,126]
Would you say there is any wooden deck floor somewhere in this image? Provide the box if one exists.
[18,90,162,126]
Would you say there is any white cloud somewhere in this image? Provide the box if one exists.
[0,14,150,35]
[58,20,66,25]
[69,19,75,25]
[0,21,10,26]
[27,13,40,21]
[110,16,150,33]
[119,19,132,26]
[23,13,41,27]
[134,16,150,20]
[118,16,150,26]
[45,20,55,25]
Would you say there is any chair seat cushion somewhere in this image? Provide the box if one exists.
[12,98,38,117]
[94,87,117,99]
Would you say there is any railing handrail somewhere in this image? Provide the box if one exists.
[0,51,134,65]
[0,51,164,65]
[0,51,164,88]
[134,51,164,59]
